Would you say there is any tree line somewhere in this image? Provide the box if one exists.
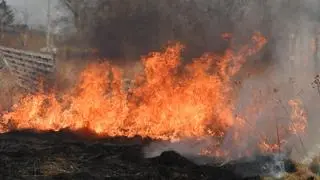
[57,0,272,63]
[58,0,319,63]
[3,0,319,65]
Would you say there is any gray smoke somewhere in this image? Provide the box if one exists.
[144,0,320,163]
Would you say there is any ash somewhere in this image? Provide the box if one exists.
[0,130,296,180]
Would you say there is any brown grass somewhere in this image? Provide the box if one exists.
[1,31,46,51]
[263,162,319,180]
[39,157,80,176]
[0,69,25,111]
[284,163,318,180]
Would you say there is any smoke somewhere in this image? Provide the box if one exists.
[142,0,320,163]
[86,0,234,62]
[226,0,320,161]
[144,138,216,159]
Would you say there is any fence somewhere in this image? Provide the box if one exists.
[0,45,56,92]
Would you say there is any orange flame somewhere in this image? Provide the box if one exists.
[3,32,307,158]
[288,99,307,135]
[0,33,267,141]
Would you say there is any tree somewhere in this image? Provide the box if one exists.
[14,8,30,47]
[56,0,274,63]
[56,0,232,60]
[0,0,14,39]
[58,0,98,43]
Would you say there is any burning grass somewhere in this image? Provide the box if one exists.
[0,32,313,175]
[0,33,268,146]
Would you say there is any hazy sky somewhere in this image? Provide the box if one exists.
[7,0,58,26]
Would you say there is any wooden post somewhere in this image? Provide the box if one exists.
[314,24,320,74]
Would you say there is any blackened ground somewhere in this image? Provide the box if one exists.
[0,129,293,180]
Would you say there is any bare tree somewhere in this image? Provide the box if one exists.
[58,0,98,43]
[0,0,14,40]
[55,0,277,63]
[15,8,30,47]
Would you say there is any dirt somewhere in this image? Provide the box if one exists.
[0,129,301,180]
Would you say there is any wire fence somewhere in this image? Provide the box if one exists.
[0,45,56,92]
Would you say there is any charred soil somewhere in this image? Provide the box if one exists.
[0,129,270,180]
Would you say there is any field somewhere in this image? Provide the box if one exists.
[0,130,245,180]
[0,20,319,180]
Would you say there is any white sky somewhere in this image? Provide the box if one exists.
[7,0,58,26]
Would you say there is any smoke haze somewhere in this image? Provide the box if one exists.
[143,0,320,162]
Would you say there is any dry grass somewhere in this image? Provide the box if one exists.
[0,69,25,111]
[262,159,320,180]
[1,31,46,51]
[16,157,79,178]
[283,163,318,180]
[39,156,80,176]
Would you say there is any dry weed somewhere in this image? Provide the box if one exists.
[0,69,25,111]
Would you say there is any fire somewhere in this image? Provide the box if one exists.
[222,33,232,40]
[0,32,265,138]
[0,31,308,157]
[288,99,307,135]
[259,141,281,153]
